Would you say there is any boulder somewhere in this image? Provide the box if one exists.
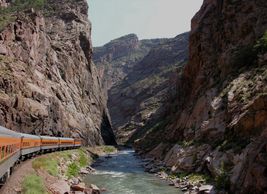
[69,177,80,185]
[198,185,215,194]
[0,44,7,55]
[71,183,86,192]
[80,168,90,174]
[90,184,100,194]
[50,180,70,194]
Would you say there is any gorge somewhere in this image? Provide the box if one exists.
[0,0,266,193]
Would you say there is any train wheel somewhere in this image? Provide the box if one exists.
[10,167,13,176]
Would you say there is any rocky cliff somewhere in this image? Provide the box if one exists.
[94,33,189,144]
[93,34,168,90]
[0,0,116,145]
[135,0,267,193]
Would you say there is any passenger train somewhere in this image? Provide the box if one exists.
[0,125,81,185]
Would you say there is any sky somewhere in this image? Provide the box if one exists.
[88,0,203,47]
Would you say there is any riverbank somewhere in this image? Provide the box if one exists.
[141,158,217,194]
[1,146,117,194]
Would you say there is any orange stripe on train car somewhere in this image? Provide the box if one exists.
[22,138,41,149]
[0,137,21,161]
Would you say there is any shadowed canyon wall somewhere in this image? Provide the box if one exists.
[135,0,267,193]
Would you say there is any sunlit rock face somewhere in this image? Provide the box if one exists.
[94,33,189,144]
[0,0,116,145]
[135,0,267,193]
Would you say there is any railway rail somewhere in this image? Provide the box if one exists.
[0,126,81,185]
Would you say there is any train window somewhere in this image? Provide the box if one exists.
[2,146,5,158]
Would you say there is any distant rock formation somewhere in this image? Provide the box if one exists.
[94,33,189,143]
[93,34,169,90]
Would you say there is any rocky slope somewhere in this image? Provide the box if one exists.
[93,34,168,90]
[94,33,189,144]
[0,0,116,145]
[135,0,267,193]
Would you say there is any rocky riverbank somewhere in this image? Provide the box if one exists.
[141,158,218,194]
[2,146,117,194]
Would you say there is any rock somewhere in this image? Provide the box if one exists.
[198,185,214,194]
[181,187,188,192]
[74,192,84,194]
[156,171,168,179]
[50,180,70,194]
[14,187,22,193]
[90,184,101,194]
[0,44,7,55]
[86,166,96,172]
[71,183,86,192]
[80,168,90,174]
[84,188,93,194]
[69,178,80,185]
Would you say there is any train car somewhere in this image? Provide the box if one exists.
[40,136,59,152]
[0,126,21,182]
[59,137,74,149]
[20,133,41,158]
[74,139,82,148]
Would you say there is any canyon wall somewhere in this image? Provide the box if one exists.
[135,0,267,193]
[0,0,116,145]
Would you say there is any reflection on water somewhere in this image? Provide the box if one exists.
[84,149,182,194]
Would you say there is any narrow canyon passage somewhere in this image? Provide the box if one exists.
[84,149,182,194]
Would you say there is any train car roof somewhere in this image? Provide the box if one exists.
[0,126,21,137]
[40,136,59,140]
[59,137,74,141]
[19,133,40,139]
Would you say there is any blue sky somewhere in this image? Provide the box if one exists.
[88,0,203,46]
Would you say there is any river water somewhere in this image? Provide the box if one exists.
[84,149,182,194]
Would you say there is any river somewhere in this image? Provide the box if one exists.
[84,149,182,194]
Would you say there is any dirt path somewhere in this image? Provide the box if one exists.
[0,159,35,194]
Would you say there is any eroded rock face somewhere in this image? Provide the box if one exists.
[95,33,189,144]
[135,0,267,193]
[0,0,116,145]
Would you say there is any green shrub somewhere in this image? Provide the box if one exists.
[188,173,212,184]
[66,162,80,178]
[254,31,267,54]
[32,157,58,176]
[78,149,88,167]
[22,174,47,194]
[102,146,116,153]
